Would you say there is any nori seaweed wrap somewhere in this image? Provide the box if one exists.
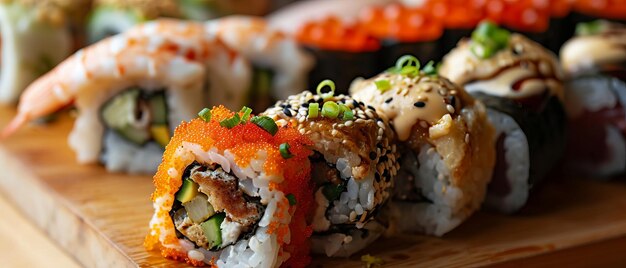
[440,22,566,213]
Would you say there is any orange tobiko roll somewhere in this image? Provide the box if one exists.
[145,106,314,267]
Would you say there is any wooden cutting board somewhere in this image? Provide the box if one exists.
[1,105,626,268]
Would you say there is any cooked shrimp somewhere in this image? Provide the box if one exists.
[205,15,313,100]
[2,19,251,138]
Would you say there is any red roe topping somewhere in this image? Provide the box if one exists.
[146,106,314,267]
[426,0,484,29]
[574,0,626,20]
[359,3,443,42]
[296,16,380,52]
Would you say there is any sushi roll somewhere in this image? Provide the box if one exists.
[350,56,496,235]
[205,16,314,111]
[262,84,399,256]
[560,20,626,177]
[440,22,567,213]
[0,0,89,103]
[2,20,252,174]
[145,105,315,267]
[294,17,381,94]
[359,3,444,68]
[267,0,394,35]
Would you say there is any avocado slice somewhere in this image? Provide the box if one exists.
[150,125,170,148]
[175,178,198,203]
[101,89,151,145]
[183,193,215,223]
[201,213,226,249]
[148,93,168,124]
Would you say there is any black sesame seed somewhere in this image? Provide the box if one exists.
[352,100,359,107]
[384,97,393,103]
[359,101,365,107]
[383,170,390,181]
[369,151,377,160]
[414,101,426,108]
[302,102,309,107]
[367,105,376,111]
[379,155,388,163]
[449,96,456,107]
[283,108,292,117]
[307,98,316,103]
[375,173,381,182]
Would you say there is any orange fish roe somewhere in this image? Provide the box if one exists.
[574,0,626,20]
[146,106,314,267]
[296,16,380,52]
[359,3,443,42]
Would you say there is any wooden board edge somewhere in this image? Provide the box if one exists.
[0,146,137,268]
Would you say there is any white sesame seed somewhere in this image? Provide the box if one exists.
[447,104,455,114]
[345,120,354,127]
[419,121,428,128]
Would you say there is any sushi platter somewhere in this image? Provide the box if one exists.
[0,0,625,267]
[2,106,626,267]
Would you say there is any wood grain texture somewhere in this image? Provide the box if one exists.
[1,105,626,267]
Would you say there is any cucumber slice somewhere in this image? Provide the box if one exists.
[179,0,217,20]
[175,178,198,203]
[87,6,145,43]
[183,193,215,223]
[101,89,150,145]
[148,93,168,124]
[201,213,225,249]
[150,125,170,148]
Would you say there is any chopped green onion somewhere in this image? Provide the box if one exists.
[279,142,293,159]
[322,101,340,119]
[342,109,354,120]
[361,254,384,268]
[422,61,437,75]
[471,21,510,59]
[470,43,497,59]
[286,193,297,206]
[374,79,391,92]
[576,20,606,36]
[400,66,419,77]
[198,108,212,122]
[251,116,278,135]
[395,55,420,71]
[308,103,320,118]
[220,114,240,129]
[239,106,252,122]
[316,79,336,100]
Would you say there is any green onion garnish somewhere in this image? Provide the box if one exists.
[374,79,391,92]
[198,108,212,122]
[576,20,606,36]
[240,106,252,122]
[422,61,437,75]
[471,21,510,59]
[317,79,336,100]
[400,66,419,77]
[286,193,297,205]
[279,142,293,159]
[342,109,354,120]
[308,103,320,118]
[322,101,340,119]
[395,55,420,71]
[251,116,278,135]
[220,114,240,129]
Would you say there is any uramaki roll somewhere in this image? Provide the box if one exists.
[145,106,314,267]
[263,88,399,257]
[351,62,495,236]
